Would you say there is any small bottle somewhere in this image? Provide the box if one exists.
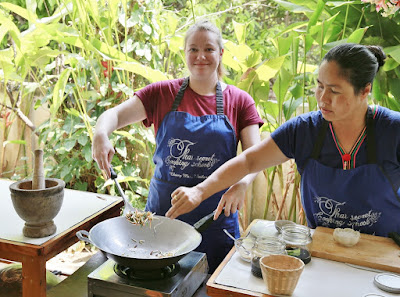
[250,237,286,278]
[280,224,312,264]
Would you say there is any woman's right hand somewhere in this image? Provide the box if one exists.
[92,132,115,178]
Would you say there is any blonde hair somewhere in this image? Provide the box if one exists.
[184,19,225,79]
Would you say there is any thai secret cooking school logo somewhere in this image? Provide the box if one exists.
[313,196,381,229]
[165,138,220,179]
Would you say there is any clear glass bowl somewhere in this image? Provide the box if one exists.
[235,236,255,262]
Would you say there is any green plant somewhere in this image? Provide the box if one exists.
[1,0,399,226]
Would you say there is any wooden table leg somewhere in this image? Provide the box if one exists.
[22,255,47,297]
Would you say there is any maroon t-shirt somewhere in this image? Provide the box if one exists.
[135,78,264,141]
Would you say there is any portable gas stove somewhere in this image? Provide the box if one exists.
[88,251,208,297]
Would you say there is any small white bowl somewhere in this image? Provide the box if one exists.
[235,236,255,262]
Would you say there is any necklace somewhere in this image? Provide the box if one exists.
[329,124,367,170]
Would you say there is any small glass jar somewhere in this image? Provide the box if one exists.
[280,224,312,264]
[250,236,286,278]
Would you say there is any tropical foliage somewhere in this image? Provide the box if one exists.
[0,0,399,228]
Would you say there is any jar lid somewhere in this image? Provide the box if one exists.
[250,220,279,238]
[373,273,400,293]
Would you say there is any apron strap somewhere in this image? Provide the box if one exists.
[170,77,224,114]
[366,107,377,164]
[216,82,224,115]
[311,119,329,160]
[171,77,190,111]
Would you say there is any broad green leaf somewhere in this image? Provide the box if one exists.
[304,34,314,53]
[233,20,246,44]
[326,1,357,8]
[382,58,399,71]
[31,48,63,67]
[277,35,293,56]
[64,139,76,151]
[78,134,88,146]
[222,49,243,72]
[83,145,92,162]
[169,36,183,54]
[60,165,70,179]
[116,62,168,83]
[276,21,308,37]
[254,83,270,104]
[283,97,304,120]
[289,82,303,99]
[386,95,400,111]
[310,13,338,45]
[256,56,286,82]
[246,52,262,68]
[272,67,294,105]
[65,108,81,117]
[388,77,400,101]
[0,15,21,49]
[51,68,72,117]
[272,0,313,13]
[224,41,253,63]
[384,45,400,64]
[0,3,36,22]
[372,76,384,102]
[262,101,280,122]
[167,13,179,33]
[347,27,369,44]
[307,0,325,29]
[237,70,257,93]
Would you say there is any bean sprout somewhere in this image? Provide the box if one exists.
[125,209,154,226]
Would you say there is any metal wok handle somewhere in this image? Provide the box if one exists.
[193,210,218,233]
[76,230,92,244]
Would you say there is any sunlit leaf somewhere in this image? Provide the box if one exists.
[308,0,326,29]
[51,68,71,117]
[233,20,246,44]
[0,2,36,23]
[169,36,183,54]
[0,15,21,49]
[224,41,253,63]
[347,27,369,44]
[222,49,243,72]
[272,0,313,13]
[256,56,286,82]
[116,62,169,83]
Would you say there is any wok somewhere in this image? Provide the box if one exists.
[76,210,216,270]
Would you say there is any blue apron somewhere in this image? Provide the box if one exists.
[146,78,240,273]
[301,108,400,236]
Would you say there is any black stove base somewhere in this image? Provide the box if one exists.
[88,251,208,297]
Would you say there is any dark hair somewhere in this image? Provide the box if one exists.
[322,43,386,94]
[184,19,225,79]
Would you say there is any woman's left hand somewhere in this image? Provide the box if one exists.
[165,186,204,219]
[213,182,246,220]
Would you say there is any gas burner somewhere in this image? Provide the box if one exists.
[114,263,180,280]
[88,251,208,297]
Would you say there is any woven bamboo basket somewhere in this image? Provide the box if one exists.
[260,254,305,296]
